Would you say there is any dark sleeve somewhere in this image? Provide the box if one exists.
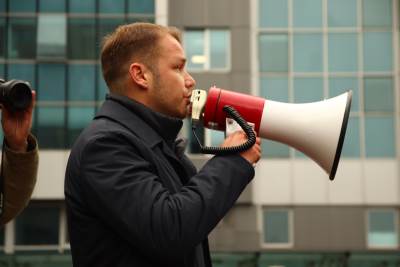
[81,133,254,259]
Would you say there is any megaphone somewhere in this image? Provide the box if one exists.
[190,86,352,180]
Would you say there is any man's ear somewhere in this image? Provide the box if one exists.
[128,63,151,89]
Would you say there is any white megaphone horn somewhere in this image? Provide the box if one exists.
[190,86,352,180]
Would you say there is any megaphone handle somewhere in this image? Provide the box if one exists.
[192,105,256,155]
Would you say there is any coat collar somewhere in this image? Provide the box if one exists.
[95,94,183,148]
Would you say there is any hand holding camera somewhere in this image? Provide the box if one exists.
[0,79,35,152]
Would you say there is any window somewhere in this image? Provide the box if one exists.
[37,14,67,59]
[99,0,125,13]
[36,106,66,149]
[263,209,293,247]
[15,203,60,246]
[365,117,395,157]
[8,18,36,59]
[68,18,96,60]
[39,0,66,13]
[363,0,392,27]
[293,33,323,72]
[328,0,357,27]
[367,210,399,249]
[7,63,35,86]
[293,78,323,103]
[69,0,96,13]
[68,64,96,101]
[68,107,95,146]
[258,34,288,72]
[10,0,36,12]
[259,0,288,28]
[363,32,393,72]
[128,0,155,14]
[364,78,393,113]
[184,29,230,71]
[0,18,5,58]
[185,30,204,70]
[328,33,358,72]
[98,66,109,101]
[38,64,65,101]
[293,0,322,28]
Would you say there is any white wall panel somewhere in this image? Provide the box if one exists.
[32,150,70,199]
[253,159,292,204]
[292,160,328,204]
[155,0,168,26]
[364,160,399,204]
[252,159,399,206]
[328,160,363,204]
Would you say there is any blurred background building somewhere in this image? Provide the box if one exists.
[0,0,399,266]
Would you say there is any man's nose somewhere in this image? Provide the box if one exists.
[185,72,196,89]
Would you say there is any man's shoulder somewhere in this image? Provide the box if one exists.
[75,117,137,149]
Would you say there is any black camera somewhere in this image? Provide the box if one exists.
[0,79,32,112]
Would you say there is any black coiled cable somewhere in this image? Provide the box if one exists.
[192,105,256,155]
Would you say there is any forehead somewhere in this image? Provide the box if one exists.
[158,34,185,60]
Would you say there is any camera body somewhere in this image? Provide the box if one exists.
[0,79,32,112]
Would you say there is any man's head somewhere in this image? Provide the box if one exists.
[101,22,196,119]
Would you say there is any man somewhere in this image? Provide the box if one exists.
[65,22,261,267]
[0,90,39,226]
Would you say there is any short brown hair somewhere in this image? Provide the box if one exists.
[101,22,181,94]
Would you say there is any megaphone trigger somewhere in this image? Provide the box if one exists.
[225,118,255,138]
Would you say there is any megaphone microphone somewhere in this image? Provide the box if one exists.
[190,86,352,180]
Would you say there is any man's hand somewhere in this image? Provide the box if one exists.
[221,130,261,165]
[1,90,36,152]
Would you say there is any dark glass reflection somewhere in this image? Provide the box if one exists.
[68,18,96,59]
[8,18,36,59]
[15,204,60,245]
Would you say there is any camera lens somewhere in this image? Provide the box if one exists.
[0,79,32,112]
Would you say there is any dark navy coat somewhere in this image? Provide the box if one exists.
[65,94,255,267]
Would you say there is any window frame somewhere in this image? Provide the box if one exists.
[184,28,231,73]
[366,208,399,250]
[261,208,294,249]
[13,202,62,251]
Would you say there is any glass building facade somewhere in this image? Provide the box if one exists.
[0,0,155,148]
[257,0,397,159]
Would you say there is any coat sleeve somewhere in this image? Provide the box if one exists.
[80,132,255,260]
[0,134,39,226]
